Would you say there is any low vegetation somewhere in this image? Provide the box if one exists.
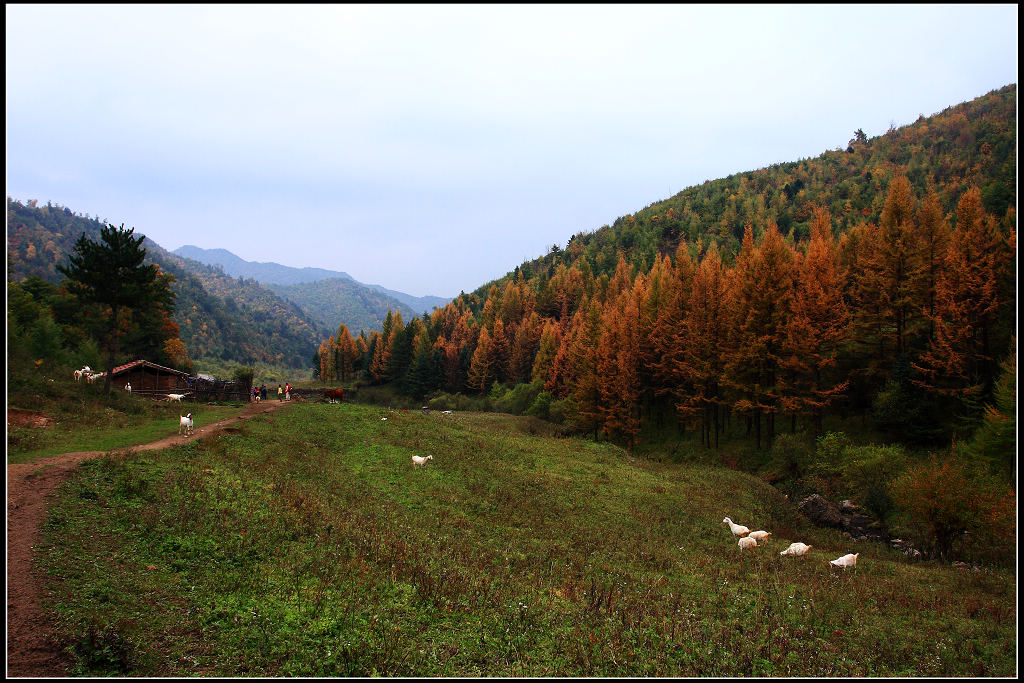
[6,368,246,464]
[37,403,1015,676]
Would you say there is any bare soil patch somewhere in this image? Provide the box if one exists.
[7,409,55,429]
[6,398,294,677]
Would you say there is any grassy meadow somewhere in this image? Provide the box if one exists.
[36,402,1016,676]
[6,375,248,464]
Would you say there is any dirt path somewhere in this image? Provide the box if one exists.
[6,398,295,678]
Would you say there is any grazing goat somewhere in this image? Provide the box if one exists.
[323,388,345,404]
[748,530,772,542]
[780,542,812,557]
[86,371,106,384]
[179,413,194,436]
[738,536,759,551]
[411,454,434,468]
[722,517,750,537]
[167,392,189,402]
[829,552,860,570]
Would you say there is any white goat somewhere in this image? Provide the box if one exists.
[722,517,750,537]
[411,454,434,468]
[738,536,759,551]
[780,542,812,557]
[167,392,189,402]
[748,530,772,542]
[125,382,132,394]
[179,413,194,436]
[829,552,860,570]
[74,369,84,382]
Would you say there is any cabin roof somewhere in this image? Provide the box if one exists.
[109,359,191,378]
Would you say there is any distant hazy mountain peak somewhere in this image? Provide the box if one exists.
[172,245,450,316]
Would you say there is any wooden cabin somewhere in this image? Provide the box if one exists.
[109,360,191,397]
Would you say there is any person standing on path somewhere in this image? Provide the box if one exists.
[278,384,283,401]
[285,382,291,400]
[260,383,267,401]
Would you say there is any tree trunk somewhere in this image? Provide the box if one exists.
[104,304,118,395]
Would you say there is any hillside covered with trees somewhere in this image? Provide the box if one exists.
[318,85,1016,456]
[7,199,325,374]
[267,278,419,336]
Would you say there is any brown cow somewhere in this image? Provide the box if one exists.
[323,388,344,404]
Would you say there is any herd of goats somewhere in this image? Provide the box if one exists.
[722,516,861,569]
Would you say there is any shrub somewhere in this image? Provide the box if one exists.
[547,398,571,426]
[891,453,1016,563]
[808,433,908,519]
[525,390,554,421]
[767,433,814,482]
[492,381,542,416]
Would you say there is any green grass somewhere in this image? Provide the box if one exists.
[37,403,1016,676]
[7,377,248,464]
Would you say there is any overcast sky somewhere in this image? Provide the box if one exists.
[6,4,1018,297]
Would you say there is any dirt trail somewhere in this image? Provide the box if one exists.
[6,398,294,678]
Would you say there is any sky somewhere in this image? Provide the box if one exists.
[6,4,1018,298]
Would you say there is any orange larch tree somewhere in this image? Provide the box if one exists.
[645,242,695,426]
[724,221,795,450]
[596,276,642,446]
[466,325,495,394]
[566,297,605,438]
[676,241,729,448]
[781,206,850,434]
[913,186,1014,401]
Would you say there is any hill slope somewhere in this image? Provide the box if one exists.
[37,403,1017,676]
[174,244,450,320]
[472,84,1016,296]
[266,278,418,336]
[7,199,325,374]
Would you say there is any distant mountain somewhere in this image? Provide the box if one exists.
[173,245,355,285]
[267,278,418,336]
[173,245,450,330]
[7,199,326,373]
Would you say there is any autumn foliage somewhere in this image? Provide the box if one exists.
[314,87,1016,451]
[318,180,1013,452]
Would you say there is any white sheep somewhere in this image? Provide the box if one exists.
[748,530,772,542]
[829,552,860,570]
[738,536,759,551]
[780,542,812,557]
[722,517,750,537]
[179,413,194,436]
[411,454,434,468]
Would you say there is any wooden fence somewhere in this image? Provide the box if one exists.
[132,379,251,403]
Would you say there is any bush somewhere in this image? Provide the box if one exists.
[808,433,908,519]
[492,381,542,416]
[525,390,554,421]
[891,453,1016,564]
[547,398,571,426]
[427,392,490,413]
[767,433,814,482]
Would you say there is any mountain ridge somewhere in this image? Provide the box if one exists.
[173,244,450,315]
